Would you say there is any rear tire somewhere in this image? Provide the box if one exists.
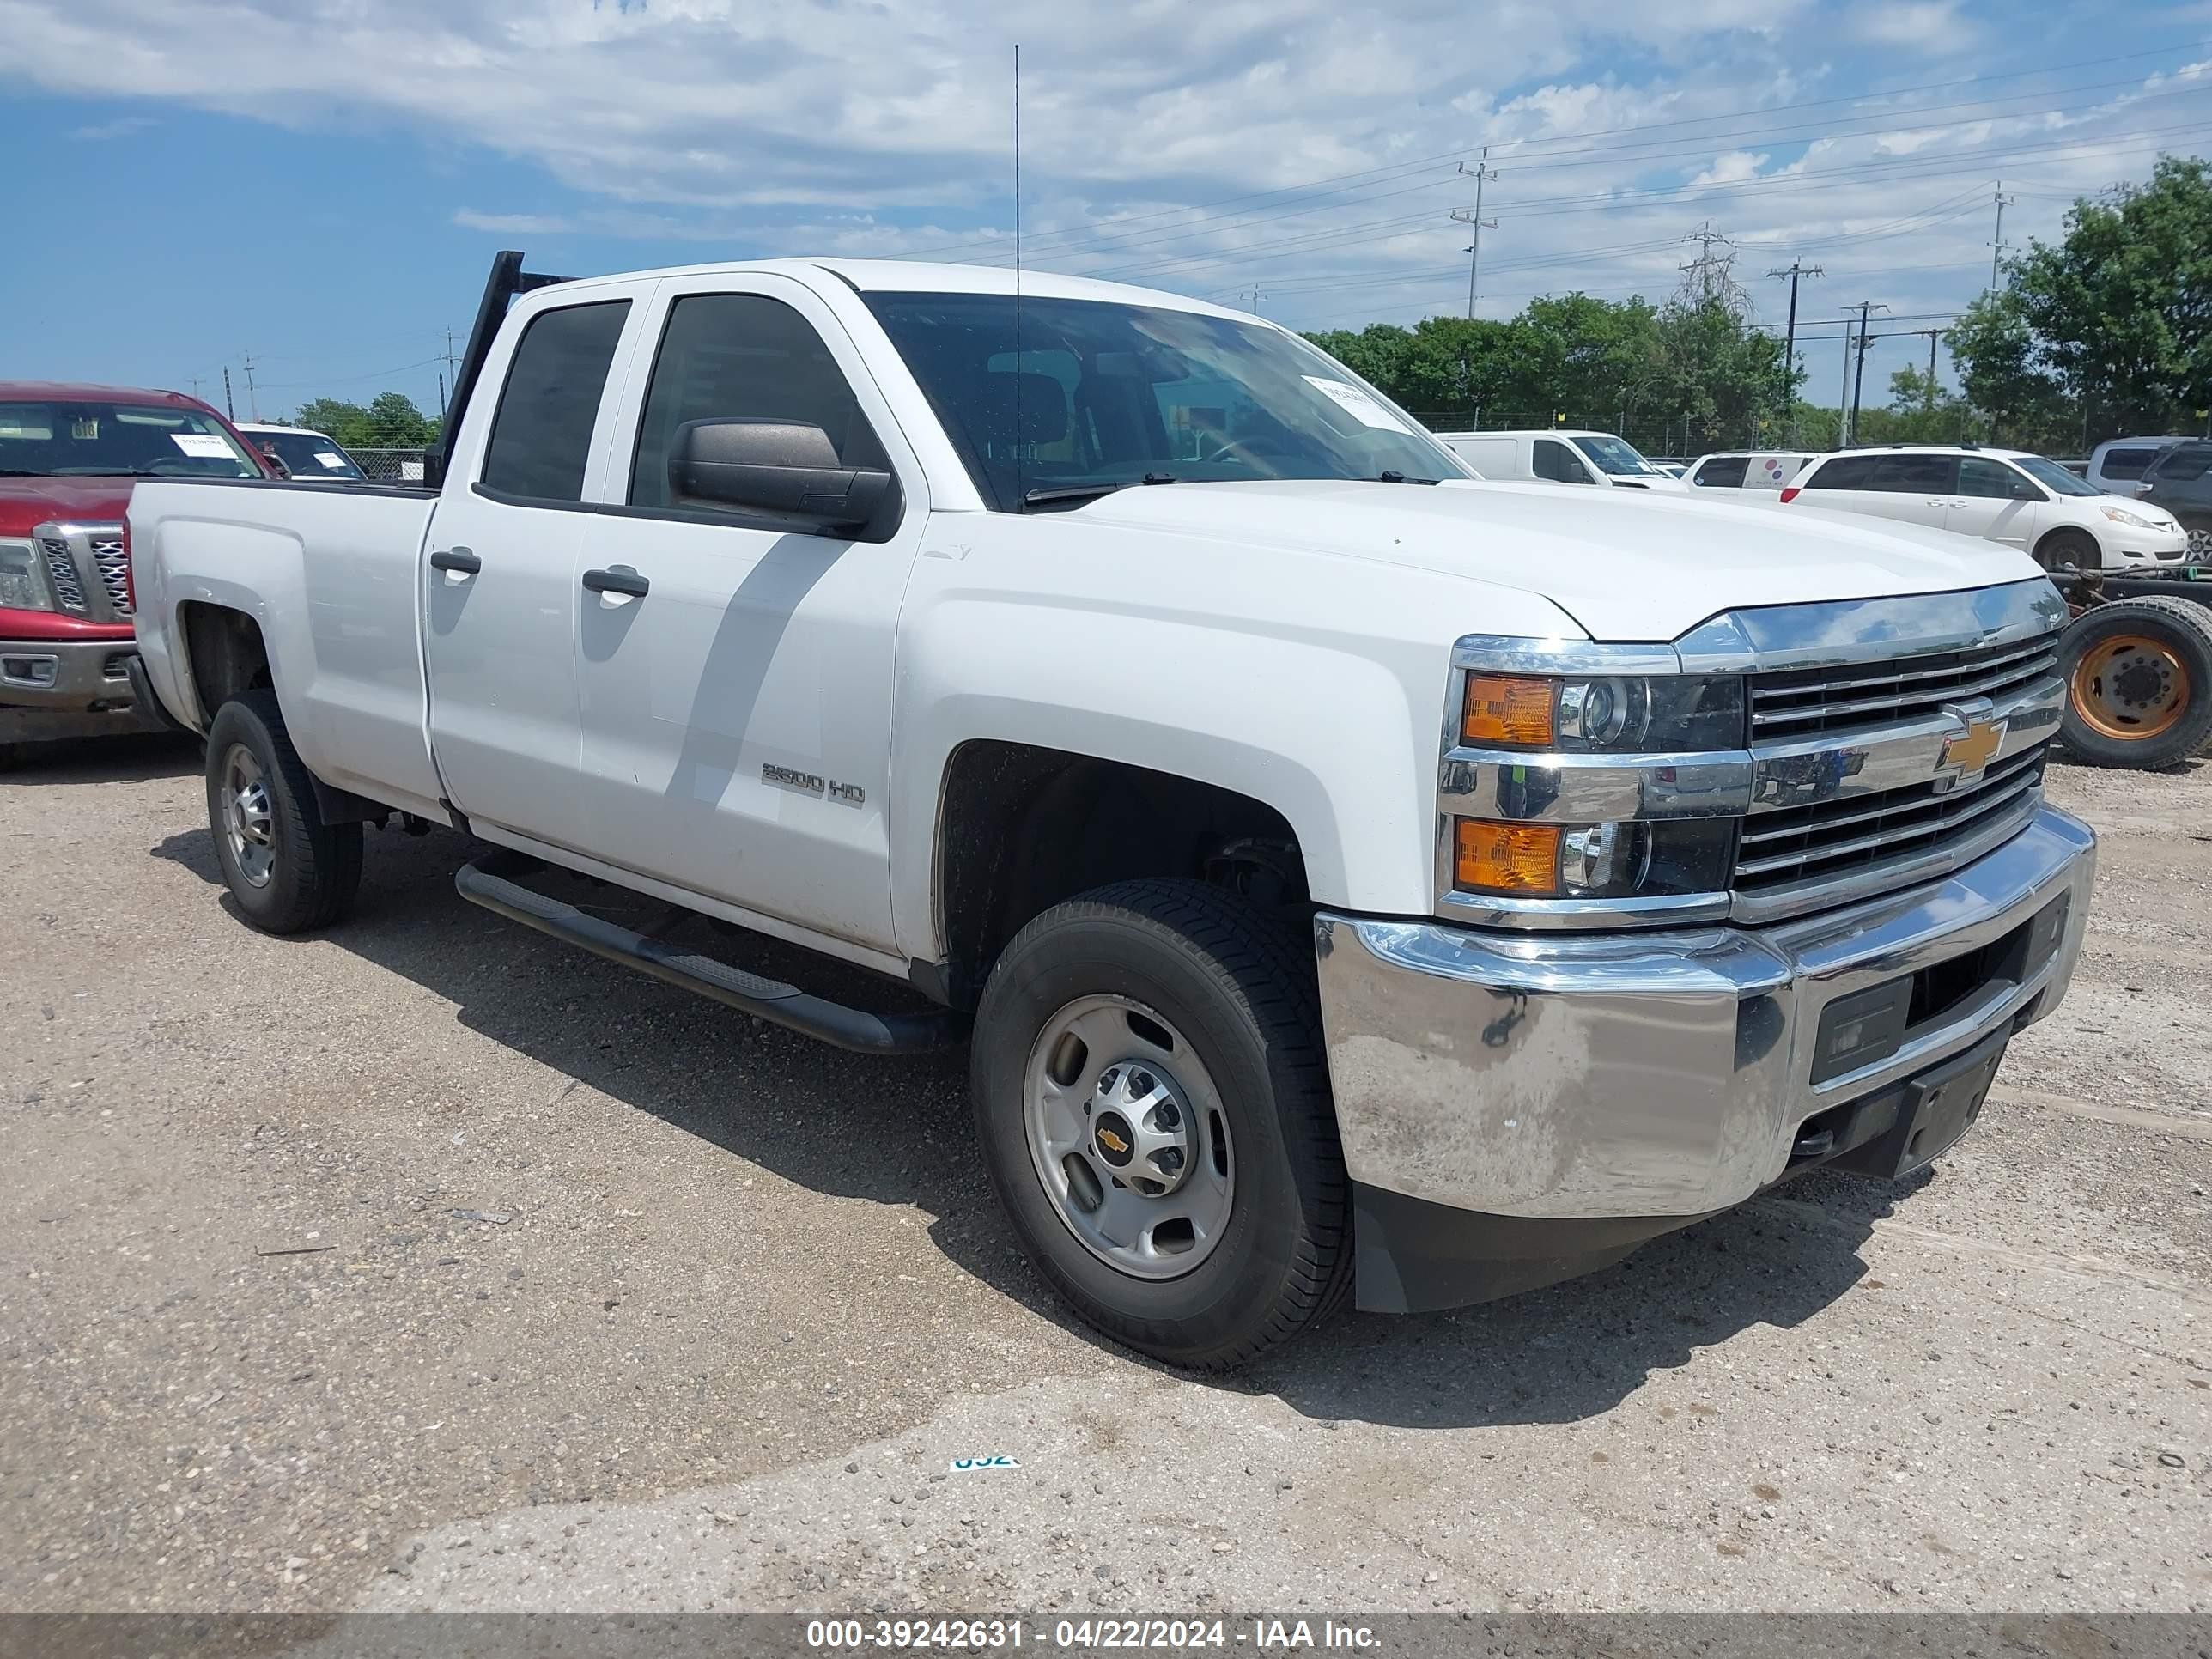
[2057,598,2212,769]
[204,690,362,932]
[971,879,1351,1369]
[2035,527,2101,574]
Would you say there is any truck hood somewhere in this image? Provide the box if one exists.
[0,477,135,538]
[1070,478,2039,641]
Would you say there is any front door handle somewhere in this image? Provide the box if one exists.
[429,547,482,574]
[582,565,650,599]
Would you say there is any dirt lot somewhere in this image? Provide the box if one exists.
[2,738,2207,1615]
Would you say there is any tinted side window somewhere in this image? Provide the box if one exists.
[1805,455,1876,490]
[2148,442,2212,483]
[2100,446,2160,480]
[630,293,890,508]
[1533,439,1589,483]
[1868,454,1956,492]
[1959,459,2027,499]
[481,301,630,502]
[1693,456,1750,488]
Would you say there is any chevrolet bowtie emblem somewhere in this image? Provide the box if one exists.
[1942,718,2005,779]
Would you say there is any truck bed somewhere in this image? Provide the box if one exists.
[130,477,449,821]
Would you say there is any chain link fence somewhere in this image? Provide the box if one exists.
[349,447,431,485]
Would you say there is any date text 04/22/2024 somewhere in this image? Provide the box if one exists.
[802,1619,1382,1650]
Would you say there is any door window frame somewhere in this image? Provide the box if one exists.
[463,290,653,508]
[586,273,924,537]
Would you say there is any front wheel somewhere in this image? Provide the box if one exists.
[204,690,363,932]
[2057,598,2212,769]
[2035,527,2101,574]
[971,879,1352,1369]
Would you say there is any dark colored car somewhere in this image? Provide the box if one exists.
[2138,440,2212,560]
[0,381,278,764]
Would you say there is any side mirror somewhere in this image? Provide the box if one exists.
[669,418,895,534]
[2011,479,2044,501]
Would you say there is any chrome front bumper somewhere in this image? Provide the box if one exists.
[1313,804,2095,1222]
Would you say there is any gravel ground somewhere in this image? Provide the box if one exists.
[2,737,2207,1615]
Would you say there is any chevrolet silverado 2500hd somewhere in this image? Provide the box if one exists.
[129,252,2096,1365]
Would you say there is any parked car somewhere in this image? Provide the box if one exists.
[1684,450,1816,493]
[131,251,2094,1365]
[2136,440,2212,560]
[236,422,368,483]
[2083,434,2191,497]
[0,381,276,766]
[1433,428,1686,489]
[1779,445,2186,571]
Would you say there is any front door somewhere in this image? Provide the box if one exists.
[1946,457,2043,549]
[423,295,634,852]
[568,276,922,956]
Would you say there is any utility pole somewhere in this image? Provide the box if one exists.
[1848,301,1888,446]
[222,367,235,422]
[1247,285,1262,316]
[1907,327,1943,411]
[241,351,261,421]
[1838,317,1855,447]
[188,376,204,402]
[1449,149,1498,320]
[1765,260,1824,441]
[443,327,458,383]
[1989,181,2016,290]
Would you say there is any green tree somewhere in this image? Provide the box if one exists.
[285,392,441,448]
[1947,290,2075,450]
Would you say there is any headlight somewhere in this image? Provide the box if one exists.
[1462,672,1745,751]
[2100,506,2156,529]
[0,539,51,611]
[1450,816,1735,899]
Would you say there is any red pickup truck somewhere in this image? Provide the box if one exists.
[1,382,278,765]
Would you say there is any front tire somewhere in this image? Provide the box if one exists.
[2057,598,2212,769]
[2035,527,2102,574]
[971,879,1352,1369]
[204,690,362,932]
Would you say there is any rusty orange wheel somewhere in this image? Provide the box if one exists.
[2069,633,2190,741]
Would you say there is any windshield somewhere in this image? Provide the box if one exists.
[1569,434,1662,477]
[863,292,1466,509]
[2012,454,2101,497]
[253,429,365,480]
[0,401,261,480]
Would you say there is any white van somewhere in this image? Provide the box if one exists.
[1780,444,2186,570]
[2083,435,2191,497]
[1682,451,1815,492]
[1434,428,1685,489]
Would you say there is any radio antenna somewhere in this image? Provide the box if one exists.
[1012,42,1024,510]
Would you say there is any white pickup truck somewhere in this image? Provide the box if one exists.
[130,252,2096,1366]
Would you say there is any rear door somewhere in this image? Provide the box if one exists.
[423,293,639,851]
[566,274,925,955]
[1946,457,2043,548]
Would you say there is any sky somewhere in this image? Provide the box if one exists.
[3,0,2208,433]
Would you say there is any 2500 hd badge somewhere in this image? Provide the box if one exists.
[763,762,865,805]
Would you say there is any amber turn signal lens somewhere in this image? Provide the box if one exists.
[1462,674,1556,746]
[1453,819,1562,895]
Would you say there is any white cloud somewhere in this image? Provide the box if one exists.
[66,113,154,139]
[452,210,574,234]
[1851,0,1978,52]
[1688,149,1771,186]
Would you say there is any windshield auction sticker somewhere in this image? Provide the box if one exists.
[1301,375,1415,434]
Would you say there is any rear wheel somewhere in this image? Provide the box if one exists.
[204,690,362,931]
[2188,526,2211,562]
[2035,527,2101,574]
[2057,598,2212,769]
[971,879,1351,1369]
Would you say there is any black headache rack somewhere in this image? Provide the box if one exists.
[428,250,572,489]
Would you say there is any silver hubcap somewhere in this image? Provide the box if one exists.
[220,743,276,888]
[1024,994,1234,1280]
[2190,527,2210,558]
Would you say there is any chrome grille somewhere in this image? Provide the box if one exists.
[1748,634,2061,738]
[90,535,131,616]
[40,537,87,610]
[1735,741,2049,893]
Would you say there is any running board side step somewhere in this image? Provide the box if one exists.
[454,850,967,1055]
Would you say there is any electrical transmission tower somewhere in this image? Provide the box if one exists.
[1677,221,1752,316]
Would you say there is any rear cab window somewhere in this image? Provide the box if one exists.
[480,300,632,502]
[1692,456,1750,489]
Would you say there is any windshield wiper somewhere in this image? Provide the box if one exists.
[1377,471,1440,485]
[1021,473,1178,509]
[0,469,48,477]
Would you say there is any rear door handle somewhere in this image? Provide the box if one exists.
[582,565,650,599]
[429,547,481,574]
